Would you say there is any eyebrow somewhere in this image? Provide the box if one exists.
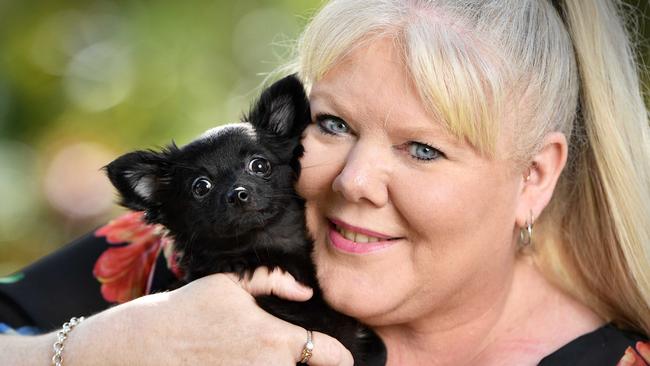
[309,90,358,122]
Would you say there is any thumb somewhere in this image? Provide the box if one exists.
[291,328,354,366]
[227,267,314,301]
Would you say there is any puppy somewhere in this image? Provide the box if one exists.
[105,75,386,365]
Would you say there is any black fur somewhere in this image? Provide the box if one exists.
[105,75,386,365]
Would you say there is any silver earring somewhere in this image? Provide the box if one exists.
[519,210,534,246]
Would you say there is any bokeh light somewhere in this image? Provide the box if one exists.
[64,40,134,111]
[43,142,116,219]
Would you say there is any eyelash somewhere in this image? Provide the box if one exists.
[313,113,446,162]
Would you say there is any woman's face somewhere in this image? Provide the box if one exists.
[296,38,523,327]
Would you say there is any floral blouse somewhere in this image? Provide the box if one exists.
[0,212,181,332]
[92,211,183,303]
[0,212,647,366]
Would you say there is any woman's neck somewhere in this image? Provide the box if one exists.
[374,258,604,366]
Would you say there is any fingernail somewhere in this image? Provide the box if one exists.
[298,284,313,294]
[617,347,636,366]
[636,341,650,360]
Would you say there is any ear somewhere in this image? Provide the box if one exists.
[104,145,178,212]
[246,74,311,138]
[515,132,568,227]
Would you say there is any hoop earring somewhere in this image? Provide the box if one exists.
[519,210,534,246]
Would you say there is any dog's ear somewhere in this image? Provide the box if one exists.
[104,144,178,213]
[246,74,310,139]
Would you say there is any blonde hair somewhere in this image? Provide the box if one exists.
[288,0,650,335]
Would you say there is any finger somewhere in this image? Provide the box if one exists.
[636,341,650,363]
[617,346,647,366]
[226,267,314,301]
[291,328,354,366]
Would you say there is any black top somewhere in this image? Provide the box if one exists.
[538,323,646,366]
[0,230,647,365]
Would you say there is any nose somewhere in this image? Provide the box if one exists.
[227,186,250,205]
[332,141,389,207]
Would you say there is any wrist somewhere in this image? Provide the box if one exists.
[63,299,150,365]
[0,332,55,366]
[51,317,85,366]
[61,311,125,365]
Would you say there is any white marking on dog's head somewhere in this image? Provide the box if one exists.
[199,122,257,141]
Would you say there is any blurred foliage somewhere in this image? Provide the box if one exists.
[0,0,649,276]
[0,0,321,275]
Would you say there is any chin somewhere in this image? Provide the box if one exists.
[318,278,408,327]
[312,238,403,325]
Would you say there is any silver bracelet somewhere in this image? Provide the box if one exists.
[51,316,85,366]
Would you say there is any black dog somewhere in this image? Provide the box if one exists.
[105,75,386,365]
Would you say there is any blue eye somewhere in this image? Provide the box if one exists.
[408,142,442,161]
[316,114,349,135]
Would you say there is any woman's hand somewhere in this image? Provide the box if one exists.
[617,341,650,366]
[62,268,354,365]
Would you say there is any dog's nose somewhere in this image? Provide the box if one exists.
[227,186,249,205]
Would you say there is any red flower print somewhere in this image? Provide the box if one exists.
[93,211,181,303]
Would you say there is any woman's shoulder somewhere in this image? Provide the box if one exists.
[537,323,648,366]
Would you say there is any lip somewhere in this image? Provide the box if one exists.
[327,218,401,254]
[329,217,396,240]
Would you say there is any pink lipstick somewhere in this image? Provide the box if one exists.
[327,218,400,254]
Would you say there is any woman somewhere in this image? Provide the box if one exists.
[1,0,649,365]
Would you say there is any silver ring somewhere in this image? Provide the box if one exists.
[299,330,314,364]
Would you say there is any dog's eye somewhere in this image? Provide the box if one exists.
[192,177,213,198]
[248,157,271,176]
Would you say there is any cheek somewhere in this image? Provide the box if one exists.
[297,127,346,238]
[296,126,349,201]
[397,177,469,242]
[396,162,518,242]
[393,164,520,293]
